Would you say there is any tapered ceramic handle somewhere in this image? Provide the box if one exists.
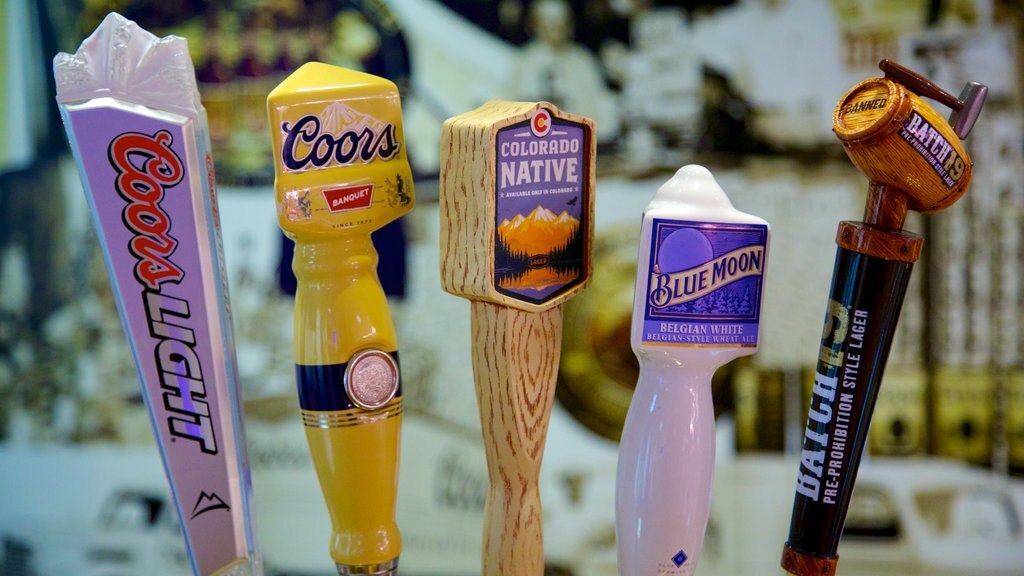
[470,301,562,576]
[617,360,716,576]
[293,237,402,572]
[269,62,414,576]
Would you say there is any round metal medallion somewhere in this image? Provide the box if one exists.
[344,350,399,410]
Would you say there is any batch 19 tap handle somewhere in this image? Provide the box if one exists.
[781,61,986,576]
[440,100,595,576]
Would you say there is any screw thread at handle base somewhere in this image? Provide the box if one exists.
[336,558,398,575]
[781,544,838,576]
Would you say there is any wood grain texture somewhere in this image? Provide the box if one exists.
[470,301,562,576]
[830,78,973,262]
[781,545,838,576]
[440,101,526,303]
[862,183,908,230]
[439,99,596,312]
[836,183,924,261]
[441,100,594,575]
[833,78,972,214]
[836,221,923,262]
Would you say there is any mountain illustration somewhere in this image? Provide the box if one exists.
[319,102,386,135]
[499,214,527,230]
[498,206,579,255]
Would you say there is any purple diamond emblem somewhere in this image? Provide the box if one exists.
[672,549,688,567]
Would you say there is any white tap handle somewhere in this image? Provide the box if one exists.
[616,165,769,576]
[617,357,715,575]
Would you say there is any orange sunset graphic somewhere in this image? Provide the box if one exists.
[496,205,583,295]
[498,206,580,254]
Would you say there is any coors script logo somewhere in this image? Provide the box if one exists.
[109,129,219,456]
[109,130,185,289]
[280,103,400,171]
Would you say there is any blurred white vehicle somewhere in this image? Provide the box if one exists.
[702,457,1024,576]
[85,490,189,576]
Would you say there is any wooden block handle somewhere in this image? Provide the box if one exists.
[470,301,563,576]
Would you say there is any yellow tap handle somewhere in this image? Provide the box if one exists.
[269,63,414,575]
[293,235,402,569]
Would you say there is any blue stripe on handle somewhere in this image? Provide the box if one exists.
[295,352,401,412]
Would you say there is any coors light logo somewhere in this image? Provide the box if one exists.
[109,130,219,456]
[280,102,400,172]
[110,130,186,289]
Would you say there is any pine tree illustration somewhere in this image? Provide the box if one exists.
[739,287,752,314]
[693,297,709,313]
[725,288,740,313]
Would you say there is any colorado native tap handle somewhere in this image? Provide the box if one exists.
[440,100,595,576]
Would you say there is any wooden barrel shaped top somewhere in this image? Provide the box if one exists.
[833,78,972,214]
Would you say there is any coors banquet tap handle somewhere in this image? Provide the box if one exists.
[440,101,595,576]
[268,63,414,576]
[781,61,986,576]
[617,165,769,576]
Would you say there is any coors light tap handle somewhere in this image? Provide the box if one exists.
[268,63,414,576]
[55,14,260,575]
[781,60,987,576]
[440,101,595,576]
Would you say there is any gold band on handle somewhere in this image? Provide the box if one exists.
[335,558,398,575]
[300,402,403,429]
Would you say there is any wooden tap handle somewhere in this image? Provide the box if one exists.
[470,301,562,576]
